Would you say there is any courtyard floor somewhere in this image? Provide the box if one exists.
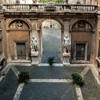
[0,63,100,100]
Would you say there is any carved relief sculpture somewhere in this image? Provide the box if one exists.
[16,21,23,29]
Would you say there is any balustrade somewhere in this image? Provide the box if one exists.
[2,4,98,13]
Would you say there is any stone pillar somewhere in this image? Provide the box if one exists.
[30,20,40,65]
[14,42,17,60]
[62,19,71,65]
[6,31,11,62]
[0,0,2,4]
[90,32,95,63]
[94,16,100,65]
[98,0,100,5]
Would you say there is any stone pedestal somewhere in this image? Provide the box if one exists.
[63,52,70,65]
[31,51,39,65]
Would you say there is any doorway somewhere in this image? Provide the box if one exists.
[76,43,86,60]
[16,43,26,59]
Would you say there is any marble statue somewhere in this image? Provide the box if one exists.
[30,36,38,52]
[63,35,71,53]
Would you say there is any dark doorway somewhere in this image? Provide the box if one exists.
[76,43,85,60]
[16,43,26,59]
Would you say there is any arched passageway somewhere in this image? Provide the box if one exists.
[41,19,61,63]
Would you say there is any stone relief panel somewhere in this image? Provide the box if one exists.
[72,20,92,32]
[30,20,37,30]
[9,20,29,30]
[15,21,23,29]
[32,22,36,30]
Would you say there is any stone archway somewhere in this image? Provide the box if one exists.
[41,19,62,63]
[31,18,71,65]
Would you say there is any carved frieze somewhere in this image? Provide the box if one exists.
[72,20,92,32]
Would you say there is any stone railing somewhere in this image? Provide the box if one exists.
[55,4,97,13]
[2,4,98,13]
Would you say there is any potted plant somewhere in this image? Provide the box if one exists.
[71,72,84,87]
[48,56,55,66]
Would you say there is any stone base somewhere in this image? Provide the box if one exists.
[63,62,70,66]
[31,51,39,65]
[31,62,39,66]
[63,57,70,65]
[63,52,70,57]
[63,52,70,65]
[31,58,39,65]
[31,51,39,57]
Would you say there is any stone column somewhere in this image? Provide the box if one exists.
[94,16,100,65]
[98,0,100,5]
[90,32,95,63]
[0,0,2,4]
[14,42,17,60]
[6,31,11,62]
[62,19,71,65]
[30,20,40,65]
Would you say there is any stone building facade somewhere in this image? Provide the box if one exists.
[0,0,100,67]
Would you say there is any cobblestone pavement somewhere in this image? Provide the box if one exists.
[0,64,100,100]
[0,69,18,100]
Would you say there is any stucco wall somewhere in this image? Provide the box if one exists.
[71,32,92,61]
[9,31,30,60]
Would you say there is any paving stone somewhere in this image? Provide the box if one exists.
[0,69,19,100]
[19,83,77,100]
[15,65,84,79]
[81,70,100,100]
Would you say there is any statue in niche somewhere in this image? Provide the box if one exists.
[63,35,71,53]
[30,36,38,52]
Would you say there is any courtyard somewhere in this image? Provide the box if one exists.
[0,63,100,100]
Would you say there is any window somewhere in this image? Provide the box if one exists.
[76,43,86,60]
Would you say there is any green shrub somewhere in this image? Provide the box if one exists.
[71,72,84,87]
[18,71,30,83]
[48,57,55,66]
